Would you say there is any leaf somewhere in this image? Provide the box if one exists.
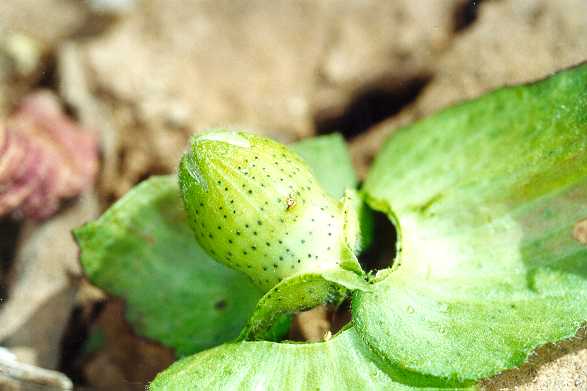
[75,176,263,356]
[150,327,436,390]
[353,63,587,382]
[75,134,359,356]
[342,188,375,255]
[238,270,370,341]
[290,133,357,199]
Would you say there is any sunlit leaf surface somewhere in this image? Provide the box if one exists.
[354,63,587,381]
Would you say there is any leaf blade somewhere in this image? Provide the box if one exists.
[149,327,454,390]
[75,176,263,356]
[355,64,587,381]
[290,133,357,199]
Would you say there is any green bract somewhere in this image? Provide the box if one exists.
[75,64,587,390]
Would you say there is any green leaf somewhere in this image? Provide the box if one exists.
[75,134,360,356]
[354,64,587,381]
[150,327,445,390]
[75,176,263,356]
[290,133,357,199]
[238,270,370,341]
[342,188,375,255]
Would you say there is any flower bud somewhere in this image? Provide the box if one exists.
[179,131,357,292]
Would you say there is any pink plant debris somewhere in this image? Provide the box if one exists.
[0,91,98,219]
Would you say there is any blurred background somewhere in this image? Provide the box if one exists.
[1,0,586,389]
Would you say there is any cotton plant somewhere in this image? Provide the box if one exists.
[75,64,587,389]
